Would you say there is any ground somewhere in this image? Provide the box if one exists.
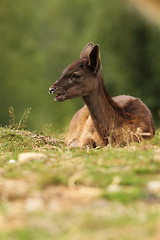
[0,126,160,240]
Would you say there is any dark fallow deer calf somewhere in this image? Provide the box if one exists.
[49,43,155,147]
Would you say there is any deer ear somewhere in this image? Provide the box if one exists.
[80,42,94,59]
[88,44,102,74]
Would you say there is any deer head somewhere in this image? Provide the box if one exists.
[49,43,102,101]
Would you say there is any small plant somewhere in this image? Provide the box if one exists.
[8,106,16,128]
[8,106,31,130]
[41,123,53,136]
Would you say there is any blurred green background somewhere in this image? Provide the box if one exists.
[0,0,160,133]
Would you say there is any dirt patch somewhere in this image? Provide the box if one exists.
[0,178,101,230]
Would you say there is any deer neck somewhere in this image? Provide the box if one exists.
[83,77,121,144]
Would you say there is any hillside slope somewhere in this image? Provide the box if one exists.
[0,127,160,240]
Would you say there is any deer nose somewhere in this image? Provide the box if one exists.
[48,86,57,94]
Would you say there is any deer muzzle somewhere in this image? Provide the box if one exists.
[48,85,67,102]
[48,86,58,94]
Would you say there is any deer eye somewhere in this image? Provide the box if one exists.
[72,74,81,79]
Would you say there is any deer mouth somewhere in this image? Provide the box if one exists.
[54,92,66,102]
[48,87,66,102]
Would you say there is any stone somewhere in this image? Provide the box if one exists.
[18,152,47,163]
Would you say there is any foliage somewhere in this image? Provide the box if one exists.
[0,0,160,131]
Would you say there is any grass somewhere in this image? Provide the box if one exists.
[0,126,160,240]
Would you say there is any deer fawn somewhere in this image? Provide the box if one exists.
[49,43,155,147]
